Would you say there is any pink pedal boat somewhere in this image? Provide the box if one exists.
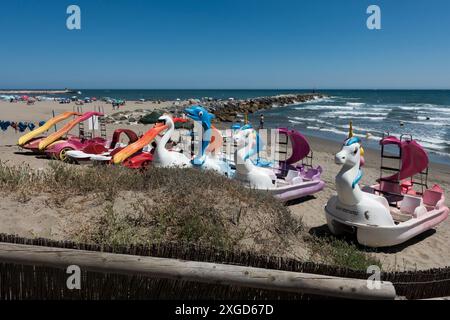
[42,111,105,161]
[66,129,139,164]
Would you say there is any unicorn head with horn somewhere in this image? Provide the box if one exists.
[233,124,275,189]
[348,120,365,167]
[333,122,366,205]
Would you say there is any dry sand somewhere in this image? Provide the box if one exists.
[1,100,449,270]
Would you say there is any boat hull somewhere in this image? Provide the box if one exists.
[272,179,325,202]
[325,200,449,247]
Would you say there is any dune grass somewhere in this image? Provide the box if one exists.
[306,235,382,270]
[0,161,300,253]
[0,160,380,270]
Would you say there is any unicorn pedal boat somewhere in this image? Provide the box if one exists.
[232,126,325,202]
[325,135,449,248]
[224,124,323,181]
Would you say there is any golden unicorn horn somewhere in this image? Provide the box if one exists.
[348,121,364,156]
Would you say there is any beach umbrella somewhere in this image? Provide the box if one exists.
[21,95,29,101]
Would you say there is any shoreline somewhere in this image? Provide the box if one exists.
[304,130,450,167]
[304,134,450,182]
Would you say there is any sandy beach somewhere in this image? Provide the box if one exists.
[1,99,449,271]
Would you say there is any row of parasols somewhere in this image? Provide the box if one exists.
[0,120,46,132]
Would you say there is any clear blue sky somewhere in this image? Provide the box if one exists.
[1,0,449,89]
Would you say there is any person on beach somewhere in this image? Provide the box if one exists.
[259,114,265,129]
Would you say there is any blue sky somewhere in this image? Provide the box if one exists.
[1,0,449,89]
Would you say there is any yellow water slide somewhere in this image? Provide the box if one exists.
[18,111,80,146]
[38,111,102,151]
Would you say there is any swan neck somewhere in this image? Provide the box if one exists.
[157,123,173,155]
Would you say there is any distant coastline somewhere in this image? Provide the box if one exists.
[0,89,74,95]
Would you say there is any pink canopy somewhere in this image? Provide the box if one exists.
[380,136,429,181]
[278,128,311,165]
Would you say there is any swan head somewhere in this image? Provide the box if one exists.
[157,114,175,128]
[335,137,362,167]
[185,105,214,125]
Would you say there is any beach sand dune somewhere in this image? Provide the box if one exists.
[0,100,449,270]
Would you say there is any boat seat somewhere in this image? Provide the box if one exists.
[390,207,413,222]
[423,189,443,208]
[400,180,413,194]
[361,186,375,194]
[285,170,303,185]
[303,168,318,180]
[380,180,402,194]
[83,143,108,155]
[286,170,299,182]
[400,194,422,215]
[379,181,403,204]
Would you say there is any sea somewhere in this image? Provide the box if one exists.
[247,90,450,165]
[8,89,450,164]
